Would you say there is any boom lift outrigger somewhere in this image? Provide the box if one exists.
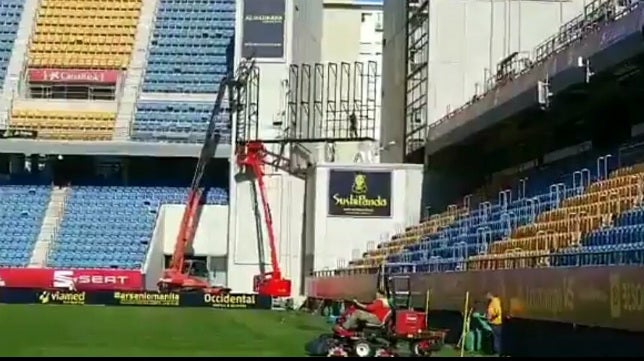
[159,60,291,297]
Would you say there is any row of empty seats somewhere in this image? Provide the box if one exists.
[28,0,142,69]
[337,153,644,275]
[131,101,229,143]
[349,157,594,272]
[468,163,644,270]
[47,186,228,269]
[0,0,24,86]
[348,207,464,269]
[0,0,237,144]
[130,0,236,143]
[0,185,51,268]
[9,109,115,141]
[141,0,235,93]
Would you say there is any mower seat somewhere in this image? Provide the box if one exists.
[363,310,393,329]
[364,322,385,328]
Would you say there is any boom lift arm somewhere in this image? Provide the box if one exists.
[158,66,249,293]
[157,58,291,297]
[236,142,292,298]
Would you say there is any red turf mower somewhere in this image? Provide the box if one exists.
[307,274,447,357]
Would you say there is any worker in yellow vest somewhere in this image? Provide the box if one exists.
[486,291,503,355]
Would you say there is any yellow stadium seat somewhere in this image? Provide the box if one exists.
[28,0,142,69]
[9,109,116,141]
[485,167,644,269]
[346,205,467,269]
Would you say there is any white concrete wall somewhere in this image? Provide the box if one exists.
[322,3,383,146]
[321,1,383,65]
[305,163,423,272]
[292,0,324,65]
[358,10,383,141]
[234,0,324,141]
[427,0,587,124]
[321,7,364,63]
[162,205,229,256]
[143,204,229,290]
[143,207,166,290]
[380,0,588,162]
[228,173,306,295]
[228,1,324,296]
[380,0,408,163]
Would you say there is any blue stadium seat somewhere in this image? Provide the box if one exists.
[0,0,25,87]
[387,156,603,274]
[132,0,235,143]
[551,243,644,267]
[131,101,229,143]
[0,185,52,268]
[379,151,644,275]
[141,0,235,94]
[47,186,228,270]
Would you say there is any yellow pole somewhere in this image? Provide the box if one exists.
[425,289,430,314]
[460,291,470,357]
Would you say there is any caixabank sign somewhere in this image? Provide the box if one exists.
[328,170,392,218]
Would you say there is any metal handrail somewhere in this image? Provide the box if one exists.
[427,0,640,135]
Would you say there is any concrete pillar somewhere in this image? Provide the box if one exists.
[29,154,39,177]
[9,154,25,175]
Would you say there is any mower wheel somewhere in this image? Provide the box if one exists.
[410,340,432,357]
[326,346,348,357]
[374,348,396,357]
[353,341,374,357]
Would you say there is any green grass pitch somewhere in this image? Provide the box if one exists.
[0,305,477,356]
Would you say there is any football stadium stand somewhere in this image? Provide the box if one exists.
[28,0,142,69]
[344,152,644,273]
[140,0,234,94]
[47,186,228,270]
[8,152,643,274]
[0,184,51,267]
[0,177,229,269]
[0,0,23,85]
[10,109,116,140]
[131,101,229,144]
[4,0,235,143]
[6,0,144,140]
[0,0,236,268]
[131,0,235,143]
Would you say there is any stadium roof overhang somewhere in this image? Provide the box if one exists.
[425,6,644,157]
[0,139,231,159]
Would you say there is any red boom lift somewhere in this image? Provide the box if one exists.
[236,142,292,297]
[159,61,291,298]
[157,70,234,294]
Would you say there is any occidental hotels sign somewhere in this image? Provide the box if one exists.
[28,68,120,84]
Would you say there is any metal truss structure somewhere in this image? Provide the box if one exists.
[233,60,380,176]
[404,0,429,159]
[286,61,379,142]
